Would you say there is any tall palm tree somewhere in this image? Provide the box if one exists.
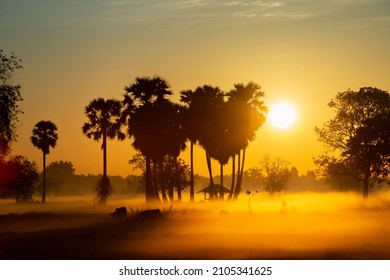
[123,76,174,204]
[226,82,267,200]
[82,98,125,204]
[180,89,200,202]
[185,85,225,188]
[31,120,58,203]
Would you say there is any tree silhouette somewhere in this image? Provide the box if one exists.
[46,161,75,195]
[226,82,267,200]
[186,85,225,191]
[82,98,125,204]
[180,82,266,200]
[123,76,174,203]
[0,155,38,202]
[180,89,206,202]
[31,120,58,203]
[261,154,290,196]
[0,50,23,156]
[315,87,390,199]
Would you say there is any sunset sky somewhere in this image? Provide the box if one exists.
[1,0,389,178]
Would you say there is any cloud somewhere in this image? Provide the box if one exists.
[1,0,389,30]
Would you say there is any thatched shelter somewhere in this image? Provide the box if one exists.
[197,184,230,200]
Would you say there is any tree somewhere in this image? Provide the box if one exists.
[129,153,190,203]
[0,155,38,202]
[82,98,125,204]
[180,90,196,202]
[158,156,190,202]
[261,154,290,195]
[181,85,225,190]
[123,76,176,203]
[0,50,23,156]
[46,161,75,195]
[314,157,359,192]
[30,120,58,203]
[226,82,267,200]
[315,87,390,199]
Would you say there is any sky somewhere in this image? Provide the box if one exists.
[1,0,390,178]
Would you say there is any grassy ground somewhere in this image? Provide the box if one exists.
[1,192,390,259]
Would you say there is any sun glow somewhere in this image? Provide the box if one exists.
[268,102,297,129]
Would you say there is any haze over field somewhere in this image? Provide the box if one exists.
[1,191,390,259]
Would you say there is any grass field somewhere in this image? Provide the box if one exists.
[1,191,390,259]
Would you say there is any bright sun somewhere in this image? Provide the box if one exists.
[268,102,297,129]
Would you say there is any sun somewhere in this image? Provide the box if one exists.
[268,102,297,129]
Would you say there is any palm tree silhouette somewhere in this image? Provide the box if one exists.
[31,120,58,203]
[180,89,199,202]
[123,76,173,203]
[181,85,226,199]
[226,82,267,200]
[82,98,125,204]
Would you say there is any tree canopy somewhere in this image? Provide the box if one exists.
[0,50,23,156]
[315,87,390,199]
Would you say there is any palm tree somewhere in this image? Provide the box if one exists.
[82,98,125,204]
[31,120,58,203]
[180,90,199,202]
[184,85,225,188]
[123,76,174,204]
[226,82,267,200]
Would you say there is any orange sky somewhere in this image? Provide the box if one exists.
[1,0,389,177]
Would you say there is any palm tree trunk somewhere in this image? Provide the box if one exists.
[206,151,214,185]
[233,151,241,200]
[233,148,246,200]
[42,152,46,203]
[145,155,154,203]
[102,132,107,178]
[220,163,223,186]
[228,154,235,200]
[241,148,246,176]
[189,141,195,202]
[220,163,224,200]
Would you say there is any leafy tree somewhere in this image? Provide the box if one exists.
[0,50,23,156]
[129,153,190,202]
[0,155,38,202]
[82,98,125,204]
[46,161,75,195]
[158,156,190,202]
[315,87,390,199]
[31,120,58,203]
[261,154,290,195]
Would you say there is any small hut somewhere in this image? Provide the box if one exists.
[198,184,230,201]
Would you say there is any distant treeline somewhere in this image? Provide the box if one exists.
[40,161,388,199]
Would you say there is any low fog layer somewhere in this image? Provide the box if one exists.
[1,191,390,259]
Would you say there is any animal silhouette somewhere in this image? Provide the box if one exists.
[109,207,127,220]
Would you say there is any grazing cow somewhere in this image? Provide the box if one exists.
[109,207,127,220]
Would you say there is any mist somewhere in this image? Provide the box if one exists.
[1,190,390,259]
